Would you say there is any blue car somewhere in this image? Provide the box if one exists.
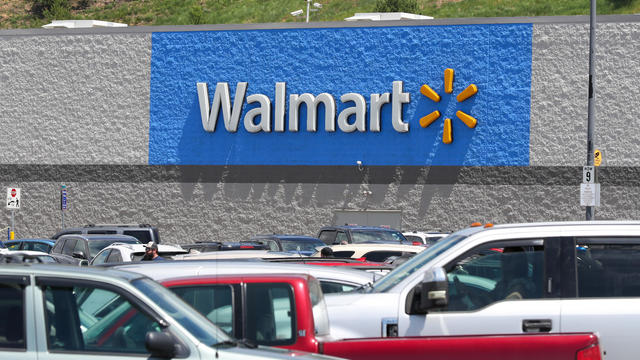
[3,238,56,253]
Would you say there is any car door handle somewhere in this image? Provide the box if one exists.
[522,319,552,333]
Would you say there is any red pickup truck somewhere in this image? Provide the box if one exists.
[162,274,601,360]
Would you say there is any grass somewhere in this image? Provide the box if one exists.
[1,0,640,30]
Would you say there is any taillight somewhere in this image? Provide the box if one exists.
[356,257,367,262]
[577,344,601,360]
[412,241,422,246]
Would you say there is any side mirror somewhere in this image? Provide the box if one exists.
[406,267,448,314]
[146,331,178,358]
[72,251,86,259]
[78,259,89,266]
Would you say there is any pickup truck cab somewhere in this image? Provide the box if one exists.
[325,221,640,360]
[0,262,339,360]
[158,272,602,360]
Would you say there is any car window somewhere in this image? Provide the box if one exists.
[43,283,162,354]
[332,251,355,258]
[73,239,87,258]
[106,250,123,263]
[245,283,295,346]
[61,238,78,256]
[51,239,64,253]
[0,282,25,349]
[335,232,348,244]
[87,239,139,258]
[318,230,336,245]
[170,285,234,336]
[6,242,21,250]
[261,239,279,251]
[576,238,640,297]
[404,235,423,244]
[279,239,324,252]
[88,230,118,235]
[91,250,110,265]
[441,240,545,312]
[123,230,152,244]
[350,230,405,244]
[30,242,52,252]
[362,250,404,262]
[320,281,359,294]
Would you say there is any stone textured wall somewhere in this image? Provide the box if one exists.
[1,18,639,244]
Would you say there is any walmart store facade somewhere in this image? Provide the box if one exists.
[1,15,640,241]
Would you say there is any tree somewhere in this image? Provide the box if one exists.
[374,0,419,13]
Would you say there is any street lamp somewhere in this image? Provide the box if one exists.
[290,0,323,23]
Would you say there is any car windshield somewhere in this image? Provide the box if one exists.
[351,230,407,244]
[370,234,468,293]
[132,278,231,346]
[280,238,324,252]
[88,239,140,257]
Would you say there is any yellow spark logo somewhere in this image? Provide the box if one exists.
[419,68,478,144]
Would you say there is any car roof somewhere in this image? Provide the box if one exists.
[320,225,402,231]
[58,234,141,241]
[327,243,426,252]
[102,243,184,252]
[0,262,147,282]
[252,235,323,241]
[161,273,313,286]
[6,238,55,244]
[113,259,377,284]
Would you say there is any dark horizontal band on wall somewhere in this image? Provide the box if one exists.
[0,165,636,186]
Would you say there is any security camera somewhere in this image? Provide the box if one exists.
[291,9,303,16]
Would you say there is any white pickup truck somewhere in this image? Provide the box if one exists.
[325,221,640,360]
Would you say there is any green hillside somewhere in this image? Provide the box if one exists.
[1,0,639,30]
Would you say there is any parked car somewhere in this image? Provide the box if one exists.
[174,249,303,261]
[324,220,640,360]
[89,242,188,265]
[50,234,141,265]
[0,260,337,360]
[182,241,267,253]
[52,223,160,243]
[248,235,326,256]
[3,238,56,253]
[311,243,426,262]
[148,271,603,360]
[317,225,410,245]
[402,230,450,246]
[113,259,379,295]
[0,248,59,263]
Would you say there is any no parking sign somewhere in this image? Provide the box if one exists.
[6,188,20,209]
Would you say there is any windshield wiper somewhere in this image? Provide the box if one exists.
[213,338,257,349]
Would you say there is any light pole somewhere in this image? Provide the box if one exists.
[586,0,596,220]
[290,1,323,23]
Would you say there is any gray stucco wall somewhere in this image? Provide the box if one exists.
[1,17,639,243]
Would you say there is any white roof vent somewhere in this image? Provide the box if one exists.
[345,12,433,21]
[42,20,128,29]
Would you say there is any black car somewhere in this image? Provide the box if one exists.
[51,223,160,244]
[317,225,410,245]
[247,235,325,256]
[49,234,141,265]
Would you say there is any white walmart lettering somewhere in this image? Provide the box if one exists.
[197,81,410,133]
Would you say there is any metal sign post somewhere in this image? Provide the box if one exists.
[60,185,68,229]
[6,187,20,240]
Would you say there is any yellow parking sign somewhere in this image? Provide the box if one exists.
[594,149,602,167]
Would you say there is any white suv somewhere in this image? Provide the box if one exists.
[402,231,449,246]
[90,242,187,265]
[326,221,640,360]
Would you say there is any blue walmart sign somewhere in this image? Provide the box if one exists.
[149,24,532,166]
